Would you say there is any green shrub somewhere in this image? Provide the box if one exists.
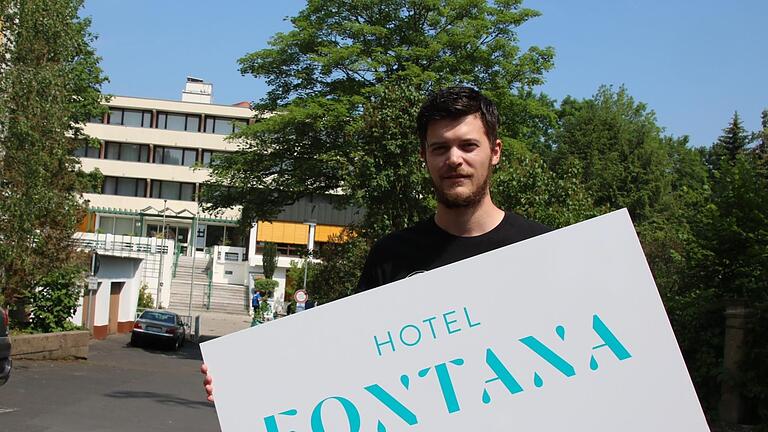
[254,278,279,297]
[137,283,154,309]
[28,266,84,333]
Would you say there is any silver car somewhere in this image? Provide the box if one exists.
[131,310,186,351]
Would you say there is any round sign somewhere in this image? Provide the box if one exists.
[294,289,308,303]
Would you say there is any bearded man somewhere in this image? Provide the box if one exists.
[355,86,550,292]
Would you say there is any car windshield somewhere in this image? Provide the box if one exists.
[140,311,175,324]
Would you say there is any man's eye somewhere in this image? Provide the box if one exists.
[431,146,447,153]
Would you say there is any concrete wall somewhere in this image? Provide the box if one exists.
[71,255,147,339]
[11,331,89,360]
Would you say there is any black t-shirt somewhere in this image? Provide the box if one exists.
[356,212,551,292]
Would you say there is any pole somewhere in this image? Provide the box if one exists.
[156,199,167,308]
[188,210,198,318]
[85,248,96,333]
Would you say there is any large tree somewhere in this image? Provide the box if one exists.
[552,85,675,224]
[0,0,107,306]
[202,0,555,235]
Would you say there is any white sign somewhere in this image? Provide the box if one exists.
[201,209,709,432]
[87,277,99,291]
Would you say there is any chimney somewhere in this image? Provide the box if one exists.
[181,76,212,103]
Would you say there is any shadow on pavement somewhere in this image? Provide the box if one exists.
[124,339,204,361]
[105,390,215,409]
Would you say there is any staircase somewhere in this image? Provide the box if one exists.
[168,256,250,315]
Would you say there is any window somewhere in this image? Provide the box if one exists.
[102,176,146,197]
[255,242,307,257]
[153,146,197,166]
[157,112,200,132]
[202,150,222,166]
[150,180,195,201]
[108,108,152,128]
[73,142,101,158]
[104,142,149,162]
[89,115,105,124]
[204,116,246,135]
[97,216,140,236]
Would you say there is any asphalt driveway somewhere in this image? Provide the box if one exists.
[0,333,221,432]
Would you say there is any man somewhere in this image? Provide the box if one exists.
[355,86,550,292]
[201,86,549,401]
[251,290,261,315]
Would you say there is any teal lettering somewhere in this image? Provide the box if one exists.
[418,359,465,414]
[311,397,361,432]
[264,409,298,432]
[591,314,632,364]
[464,307,481,328]
[363,384,418,426]
[374,331,396,357]
[399,324,422,347]
[422,316,438,339]
[442,310,461,335]
[482,348,524,404]
[519,336,576,377]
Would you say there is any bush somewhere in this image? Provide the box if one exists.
[28,266,84,333]
[254,278,279,297]
[137,283,154,309]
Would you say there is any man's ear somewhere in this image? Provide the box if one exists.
[491,139,502,166]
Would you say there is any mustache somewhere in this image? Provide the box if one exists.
[440,170,472,178]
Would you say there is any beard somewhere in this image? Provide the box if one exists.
[431,162,492,209]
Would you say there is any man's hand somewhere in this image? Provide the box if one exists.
[201,363,214,402]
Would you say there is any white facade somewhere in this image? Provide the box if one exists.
[79,89,253,253]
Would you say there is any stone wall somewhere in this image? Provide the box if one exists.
[10,331,89,360]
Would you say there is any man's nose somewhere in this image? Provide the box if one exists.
[446,147,463,166]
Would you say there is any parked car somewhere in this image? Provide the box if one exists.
[131,310,186,351]
[0,307,11,386]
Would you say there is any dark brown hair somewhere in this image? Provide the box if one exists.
[416,87,499,148]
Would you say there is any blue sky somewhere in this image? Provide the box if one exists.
[81,0,766,148]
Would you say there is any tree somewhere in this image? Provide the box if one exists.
[0,0,108,309]
[552,85,674,224]
[708,111,751,169]
[491,140,604,229]
[261,242,278,280]
[202,0,555,235]
[753,109,767,164]
[306,231,369,305]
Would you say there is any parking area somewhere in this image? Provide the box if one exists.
[0,333,222,432]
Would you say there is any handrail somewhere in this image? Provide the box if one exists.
[206,268,213,310]
[171,243,182,278]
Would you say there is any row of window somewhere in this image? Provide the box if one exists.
[93,108,247,135]
[96,217,240,250]
[74,142,222,167]
[102,177,197,202]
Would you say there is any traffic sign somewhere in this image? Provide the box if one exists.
[294,289,308,303]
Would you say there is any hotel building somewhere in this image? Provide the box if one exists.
[72,78,359,338]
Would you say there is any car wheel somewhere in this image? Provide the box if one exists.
[130,334,140,347]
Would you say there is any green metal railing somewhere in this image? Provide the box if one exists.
[206,268,213,310]
[171,243,182,278]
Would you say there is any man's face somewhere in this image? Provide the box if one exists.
[421,113,501,209]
